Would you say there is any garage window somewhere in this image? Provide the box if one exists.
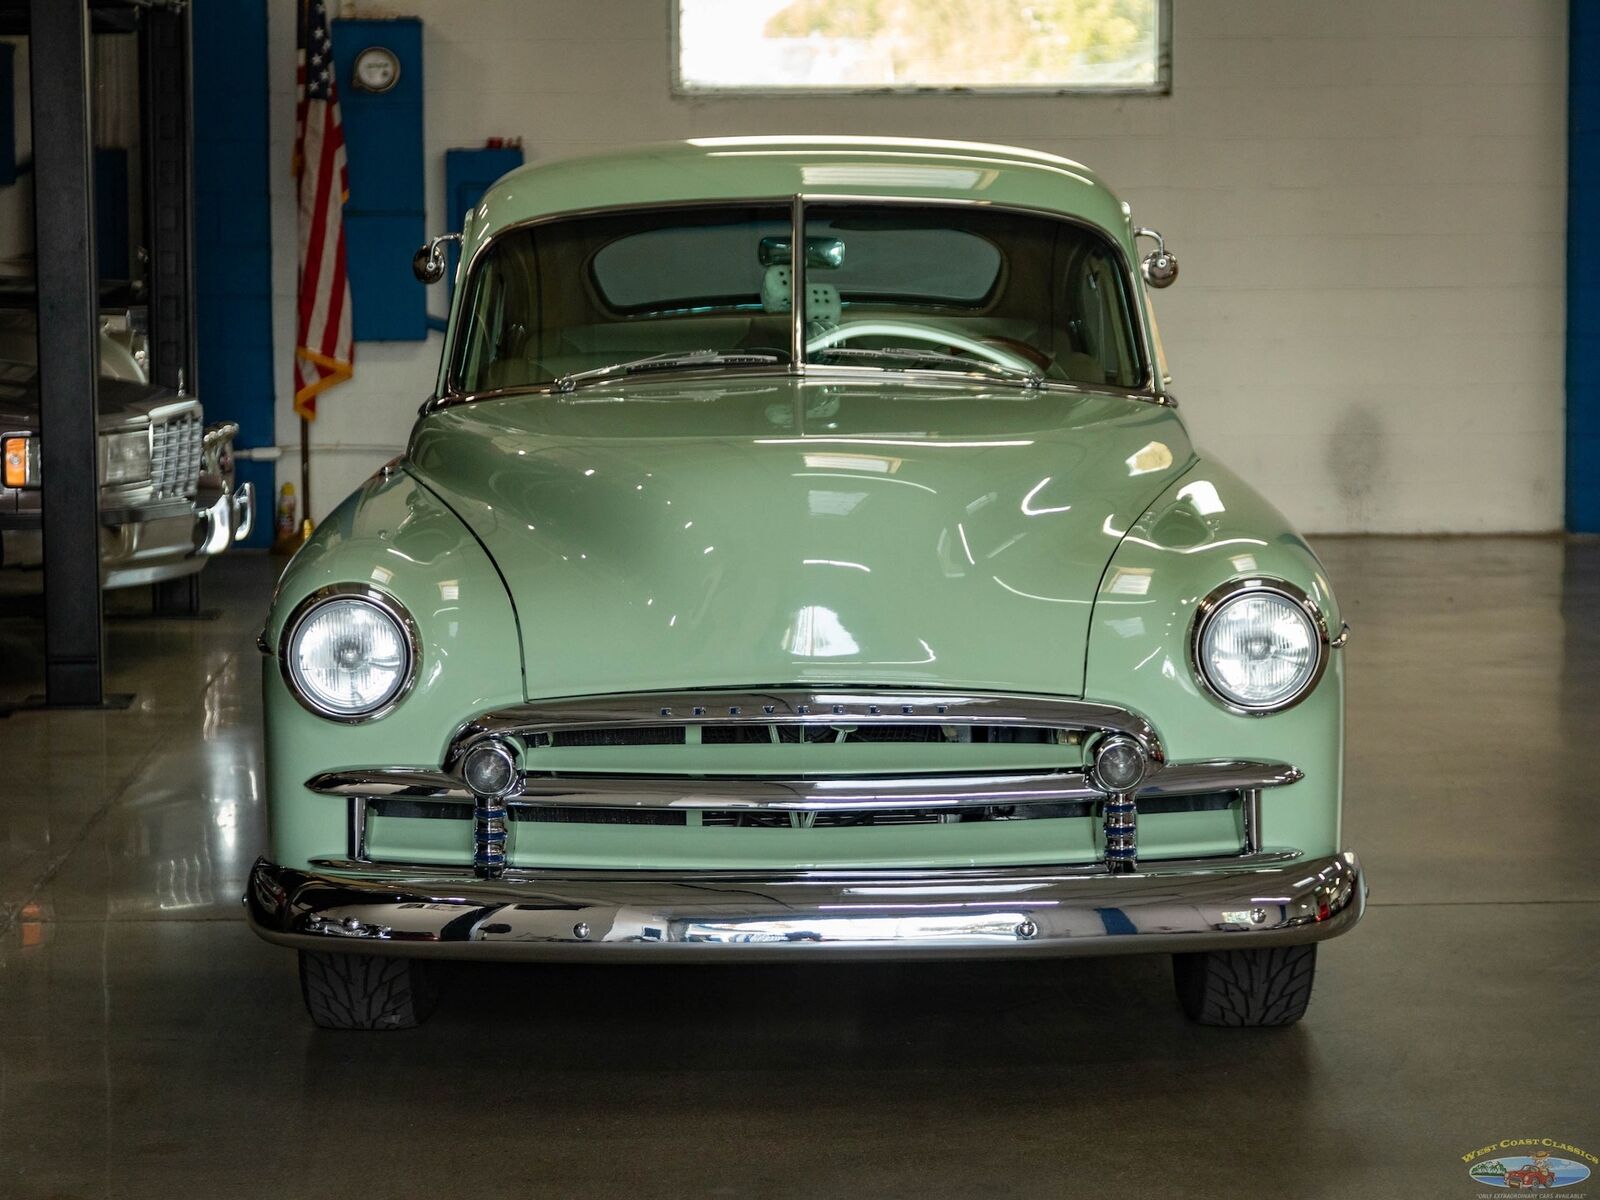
[674,0,1169,95]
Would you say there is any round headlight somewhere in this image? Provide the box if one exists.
[1193,582,1327,713]
[282,590,416,720]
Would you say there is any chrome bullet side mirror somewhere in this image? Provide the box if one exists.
[1134,227,1178,288]
[412,232,462,284]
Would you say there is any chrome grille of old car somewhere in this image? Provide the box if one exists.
[458,690,1149,765]
[366,789,1240,830]
[150,410,203,497]
[306,689,1308,878]
[539,721,1070,747]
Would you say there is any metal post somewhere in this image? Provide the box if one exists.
[140,3,195,391]
[1242,789,1263,855]
[141,2,203,618]
[300,415,312,535]
[30,0,104,706]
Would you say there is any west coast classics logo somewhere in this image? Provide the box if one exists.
[1463,1139,1595,1192]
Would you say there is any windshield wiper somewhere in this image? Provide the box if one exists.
[556,349,783,393]
[810,346,1044,388]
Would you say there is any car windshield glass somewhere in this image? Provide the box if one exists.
[451,204,795,393]
[801,203,1143,389]
[449,201,1145,393]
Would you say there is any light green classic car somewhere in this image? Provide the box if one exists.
[246,137,1363,1030]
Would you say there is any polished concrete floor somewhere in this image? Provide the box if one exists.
[0,540,1595,1199]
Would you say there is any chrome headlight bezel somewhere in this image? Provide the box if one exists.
[1189,578,1331,716]
[278,584,420,723]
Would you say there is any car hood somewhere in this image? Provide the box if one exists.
[0,360,177,432]
[408,376,1193,699]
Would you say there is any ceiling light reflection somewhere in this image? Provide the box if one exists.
[1021,476,1071,515]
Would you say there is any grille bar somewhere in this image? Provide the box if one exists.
[448,689,1166,769]
[308,760,1302,812]
[367,789,1237,830]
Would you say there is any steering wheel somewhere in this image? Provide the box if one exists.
[806,320,1040,375]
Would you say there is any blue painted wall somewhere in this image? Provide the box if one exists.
[192,0,274,547]
[445,145,524,304]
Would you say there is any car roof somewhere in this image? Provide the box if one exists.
[464,137,1134,257]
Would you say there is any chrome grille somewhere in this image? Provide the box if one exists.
[367,791,1240,830]
[538,723,1067,748]
[451,689,1165,766]
[150,410,203,497]
[332,691,1303,875]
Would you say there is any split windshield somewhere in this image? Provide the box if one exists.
[449,201,1145,393]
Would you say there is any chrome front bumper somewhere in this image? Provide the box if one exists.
[101,480,253,587]
[3,481,257,589]
[244,850,1364,962]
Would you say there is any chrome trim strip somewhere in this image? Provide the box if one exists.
[301,848,1306,883]
[306,758,1303,813]
[1143,760,1303,795]
[243,850,1364,961]
[434,365,1152,411]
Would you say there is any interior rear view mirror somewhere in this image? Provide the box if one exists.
[758,235,845,269]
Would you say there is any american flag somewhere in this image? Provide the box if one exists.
[293,0,353,420]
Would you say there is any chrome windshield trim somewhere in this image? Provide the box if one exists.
[432,193,1165,411]
[426,365,1153,413]
[305,758,1302,813]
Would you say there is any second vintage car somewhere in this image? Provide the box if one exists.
[0,302,254,590]
[246,137,1363,1029]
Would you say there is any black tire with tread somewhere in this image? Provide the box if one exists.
[1172,943,1317,1027]
[298,950,441,1030]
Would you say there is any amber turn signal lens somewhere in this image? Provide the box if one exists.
[2,436,28,488]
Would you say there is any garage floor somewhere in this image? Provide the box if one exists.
[1,538,1594,1199]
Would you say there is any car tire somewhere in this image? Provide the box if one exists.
[1172,943,1317,1027]
[298,950,441,1030]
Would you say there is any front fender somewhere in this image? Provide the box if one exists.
[1084,458,1344,858]
[263,468,525,870]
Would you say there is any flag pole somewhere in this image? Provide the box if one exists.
[299,414,313,541]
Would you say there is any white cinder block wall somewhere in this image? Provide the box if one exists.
[266,0,1568,532]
